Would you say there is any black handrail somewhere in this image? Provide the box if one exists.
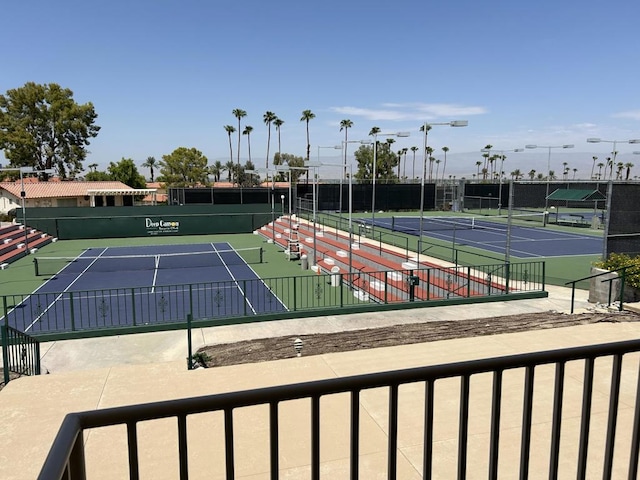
[39,338,640,479]
[565,264,639,313]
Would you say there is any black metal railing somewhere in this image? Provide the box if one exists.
[39,338,640,479]
[3,261,545,337]
[565,264,639,313]
[1,324,41,386]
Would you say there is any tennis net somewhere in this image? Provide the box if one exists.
[34,247,263,276]
[390,212,547,234]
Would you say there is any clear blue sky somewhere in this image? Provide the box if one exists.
[2,0,640,180]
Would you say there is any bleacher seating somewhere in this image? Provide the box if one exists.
[0,223,56,267]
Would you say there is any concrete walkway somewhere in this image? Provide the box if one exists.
[2,286,639,479]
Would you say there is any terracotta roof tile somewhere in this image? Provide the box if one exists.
[0,181,133,199]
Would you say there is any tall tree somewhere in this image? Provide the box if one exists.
[108,158,147,189]
[590,156,598,180]
[224,125,235,181]
[158,147,209,187]
[88,163,98,173]
[0,82,100,178]
[300,109,315,182]
[339,119,353,178]
[242,125,253,163]
[441,146,449,183]
[402,147,408,179]
[232,108,247,168]
[263,111,277,169]
[475,161,482,179]
[410,146,418,179]
[625,162,634,180]
[142,156,158,182]
[597,162,604,180]
[209,160,223,182]
[225,160,235,183]
[354,143,398,182]
[273,118,284,159]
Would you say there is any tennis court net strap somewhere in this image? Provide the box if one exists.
[34,247,263,276]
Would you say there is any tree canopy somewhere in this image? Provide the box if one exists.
[354,143,399,182]
[108,158,147,189]
[158,147,209,187]
[0,82,100,178]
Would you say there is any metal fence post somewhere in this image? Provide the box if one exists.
[131,289,137,327]
[1,325,9,386]
[69,292,76,331]
[187,313,193,370]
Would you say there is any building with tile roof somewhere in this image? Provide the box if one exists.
[0,180,157,214]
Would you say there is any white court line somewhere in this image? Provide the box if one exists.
[210,243,257,315]
[24,248,109,332]
[225,243,289,312]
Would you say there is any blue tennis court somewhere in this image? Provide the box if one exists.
[6,243,286,334]
[366,215,603,258]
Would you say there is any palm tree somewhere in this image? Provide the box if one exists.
[273,118,284,159]
[242,126,253,163]
[441,146,449,183]
[224,160,235,183]
[301,109,315,182]
[512,169,522,180]
[616,162,624,179]
[397,149,403,177]
[482,144,493,172]
[475,161,482,179]
[224,125,235,176]
[339,119,353,179]
[597,162,605,180]
[88,163,99,173]
[591,156,598,180]
[625,162,634,180]
[528,169,536,180]
[232,109,247,168]
[263,111,277,169]
[210,160,223,182]
[141,157,157,182]
[606,157,613,180]
[410,146,418,179]
[435,158,441,181]
[402,148,408,179]
[572,168,578,180]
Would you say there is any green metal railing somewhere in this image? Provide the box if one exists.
[1,324,41,386]
[2,262,546,337]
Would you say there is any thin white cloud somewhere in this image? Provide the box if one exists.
[329,103,487,122]
[612,110,640,120]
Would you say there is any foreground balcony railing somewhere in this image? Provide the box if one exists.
[39,338,640,479]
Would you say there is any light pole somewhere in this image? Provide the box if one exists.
[317,145,342,218]
[480,148,523,215]
[307,159,356,275]
[417,121,468,267]
[525,144,574,209]
[587,138,640,180]
[371,131,410,234]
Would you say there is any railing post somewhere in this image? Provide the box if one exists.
[293,276,297,311]
[2,295,8,326]
[570,282,576,314]
[339,274,344,308]
[504,262,510,295]
[619,270,626,312]
[242,280,247,317]
[187,313,193,370]
[131,289,137,326]
[69,292,76,331]
[2,325,9,386]
[384,271,388,304]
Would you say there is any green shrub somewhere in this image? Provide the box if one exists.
[594,253,640,288]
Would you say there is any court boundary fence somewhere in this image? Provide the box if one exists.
[2,261,547,341]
